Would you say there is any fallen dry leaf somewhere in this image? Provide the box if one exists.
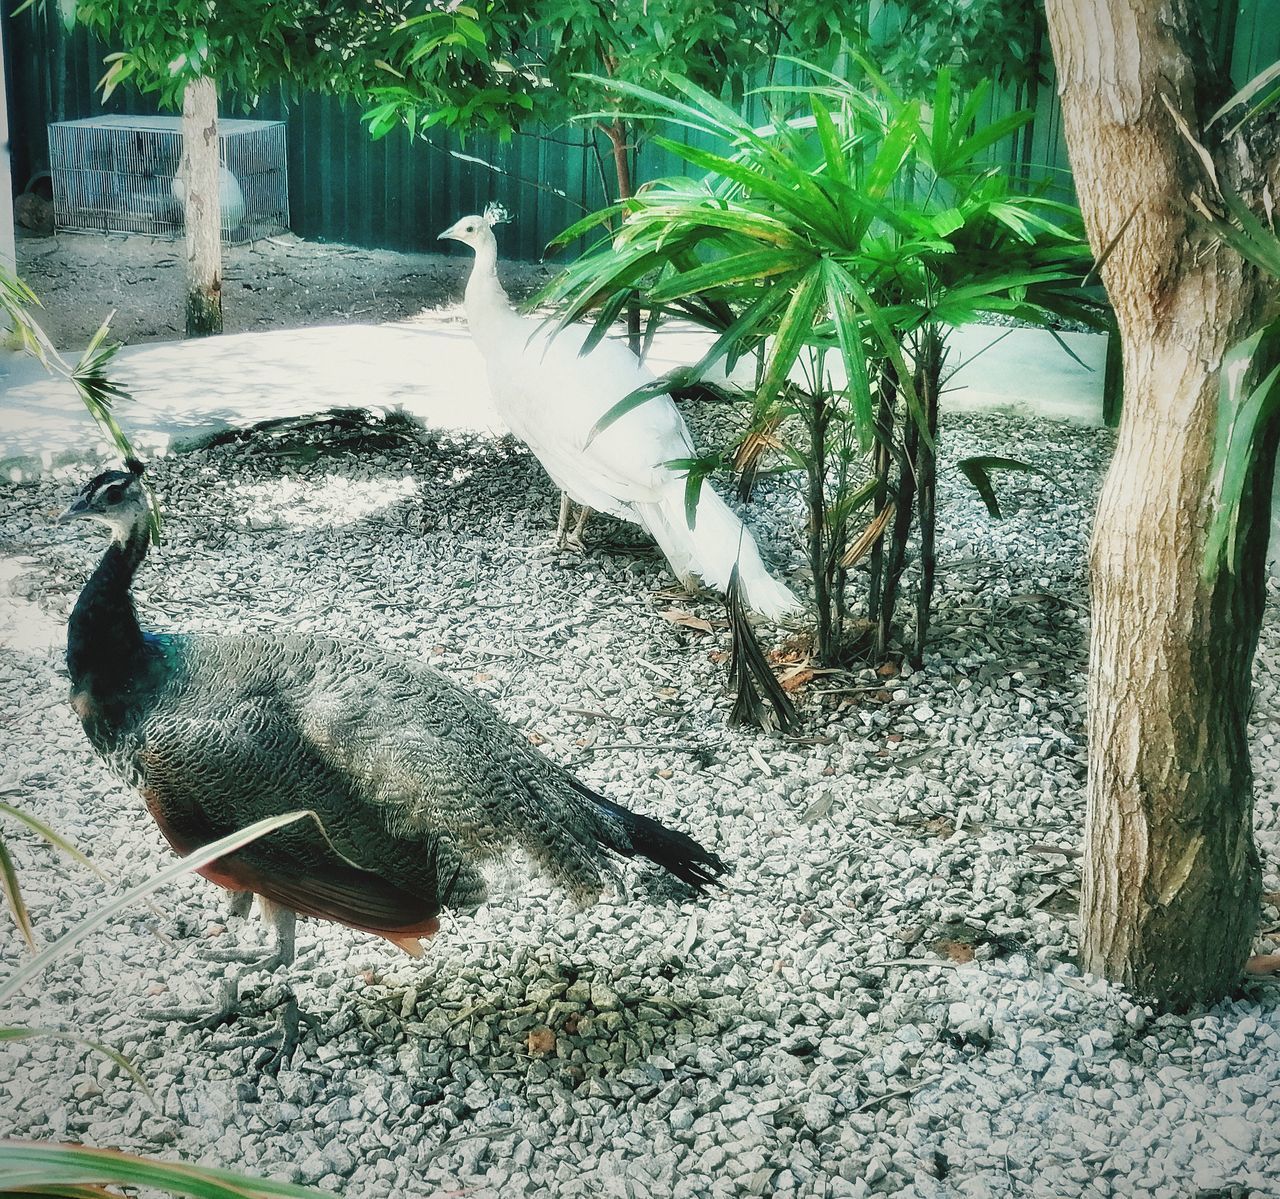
[1263,891,1280,908]
[767,631,815,665]
[526,730,546,746]
[708,649,729,664]
[922,816,956,839]
[877,661,900,678]
[779,666,816,693]
[1245,954,1280,975]
[660,608,714,634]
[526,1027,556,1055]
[801,793,834,825]
[563,1013,580,1036]
[935,939,976,964]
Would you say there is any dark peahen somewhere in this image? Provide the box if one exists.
[61,461,726,980]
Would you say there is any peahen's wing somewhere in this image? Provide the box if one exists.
[233,634,617,895]
[136,636,489,921]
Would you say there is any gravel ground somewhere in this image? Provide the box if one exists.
[15,230,554,348]
[3,407,1280,1198]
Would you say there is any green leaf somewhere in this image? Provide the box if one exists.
[956,455,1043,518]
[1,1026,151,1099]
[1210,60,1280,126]
[0,800,116,889]
[585,376,687,448]
[0,811,319,1007]
[0,1140,334,1198]
[757,265,824,405]
[1204,322,1280,577]
[820,259,873,447]
[648,248,809,302]
[0,839,33,951]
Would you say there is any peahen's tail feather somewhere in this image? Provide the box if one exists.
[573,783,728,892]
[634,480,802,621]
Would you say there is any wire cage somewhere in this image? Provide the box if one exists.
[48,115,289,245]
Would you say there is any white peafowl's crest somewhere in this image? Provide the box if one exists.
[483,202,513,228]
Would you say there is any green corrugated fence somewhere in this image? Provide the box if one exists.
[4,2,1275,262]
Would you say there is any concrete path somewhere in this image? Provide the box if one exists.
[0,317,1108,480]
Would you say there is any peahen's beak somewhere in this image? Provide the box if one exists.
[57,497,92,523]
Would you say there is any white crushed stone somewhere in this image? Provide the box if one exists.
[2,409,1279,1198]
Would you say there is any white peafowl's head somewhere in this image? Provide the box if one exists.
[437,204,511,249]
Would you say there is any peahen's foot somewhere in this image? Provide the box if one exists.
[152,976,315,1073]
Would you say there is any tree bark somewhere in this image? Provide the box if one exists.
[1045,0,1279,1008]
[181,76,223,338]
[604,119,642,356]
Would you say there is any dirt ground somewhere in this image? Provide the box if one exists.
[14,228,555,349]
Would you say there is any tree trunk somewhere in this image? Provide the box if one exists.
[1045,0,1279,1008]
[0,9,16,307]
[181,77,223,338]
[912,330,943,669]
[604,121,642,356]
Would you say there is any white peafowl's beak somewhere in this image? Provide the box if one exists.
[437,220,466,242]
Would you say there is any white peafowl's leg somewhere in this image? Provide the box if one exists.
[555,491,572,544]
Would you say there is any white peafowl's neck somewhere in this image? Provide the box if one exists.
[463,233,516,337]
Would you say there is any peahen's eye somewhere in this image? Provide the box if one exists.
[105,484,126,503]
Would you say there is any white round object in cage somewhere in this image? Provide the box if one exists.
[170,165,246,232]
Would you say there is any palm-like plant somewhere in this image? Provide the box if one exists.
[1182,62,1280,578]
[543,58,1103,666]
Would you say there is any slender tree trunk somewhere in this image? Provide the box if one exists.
[604,119,642,356]
[1045,0,1280,1008]
[866,367,897,631]
[912,331,943,668]
[809,390,832,662]
[877,417,918,661]
[0,12,15,293]
[181,77,223,338]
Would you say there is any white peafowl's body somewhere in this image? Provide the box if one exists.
[439,210,801,621]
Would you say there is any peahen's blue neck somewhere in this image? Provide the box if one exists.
[67,522,152,695]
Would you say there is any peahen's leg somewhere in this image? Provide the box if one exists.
[259,898,296,968]
[205,894,296,970]
[158,899,310,1073]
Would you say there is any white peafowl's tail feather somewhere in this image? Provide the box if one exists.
[633,480,803,622]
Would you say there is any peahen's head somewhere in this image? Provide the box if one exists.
[438,203,511,251]
[59,460,150,543]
